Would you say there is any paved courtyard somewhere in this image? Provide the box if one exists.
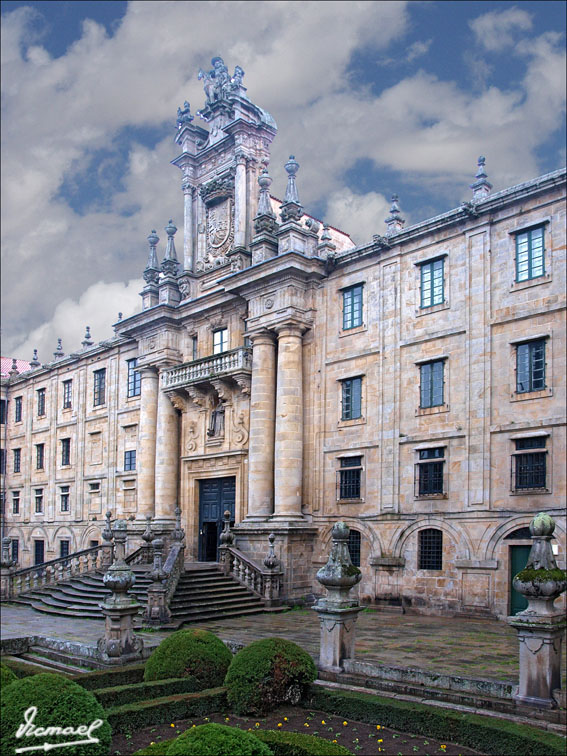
[3,603,566,686]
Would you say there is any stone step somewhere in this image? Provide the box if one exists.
[171,586,250,600]
[20,651,88,675]
[172,605,266,624]
[171,595,262,611]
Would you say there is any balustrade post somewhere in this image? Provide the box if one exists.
[218,510,234,575]
[101,511,114,570]
[262,533,283,608]
[143,538,172,626]
[141,515,154,563]
[1,537,16,601]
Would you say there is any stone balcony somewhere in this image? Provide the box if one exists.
[161,347,252,392]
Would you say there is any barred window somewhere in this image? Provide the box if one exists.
[12,491,20,514]
[516,340,546,393]
[417,447,445,496]
[37,388,46,417]
[342,284,363,330]
[60,486,70,512]
[0,449,5,475]
[93,369,106,406]
[36,443,45,470]
[515,226,545,282]
[339,456,362,500]
[124,450,136,471]
[61,438,71,466]
[420,360,444,408]
[418,528,443,570]
[60,540,70,559]
[127,359,141,398]
[15,396,22,423]
[341,377,362,420]
[13,448,21,473]
[0,399,5,424]
[348,529,361,567]
[11,539,19,563]
[420,258,444,307]
[62,380,72,409]
[513,437,547,491]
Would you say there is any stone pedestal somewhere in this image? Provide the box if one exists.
[315,605,365,673]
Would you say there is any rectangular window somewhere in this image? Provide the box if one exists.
[34,488,43,513]
[36,443,45,470]
[61,438,71,466]
[339,456,362,499]
[341,377,362,420]
[420,360,444,408]
[13,448,21,473]
[516,340,546,393]
[513,437,547,490]
[192,336,198,360]
[89,482,100,492]
[0,449,5,474]
[419,528,443,570]
[0,399,6,424]
[37,388,46,416]
[124,450,136,471]
[60,540,70,559]
[213,328,228,354]
[62,379,72,409]
[60,486,70,512]
[342,284,363,330]
[12,491,20,514]
[420,258,444,308]
[93,369,106,406]
[11,539,19,563]
[14,396,22,423]
[515,226,545,282]
[127,359,141,398]
[417,448,445,496]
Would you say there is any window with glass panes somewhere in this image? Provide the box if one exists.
[35,489,43,513]
[12,491,20,514]
[341,377,362,420]
[348,529,361,567]
[0,399,5,424]
[420,258,444,307]
[13,448,21,473]
[61,438,71,466]
[417,448,444,496]
[93,369,106,406]
[37,388,46,416]
[60,540,70,559]
[420,360,444,408]
[192,336,198,360]
[127,359,141,397]
[213,328,228,354]
[11,539,19,563]
[15,396,22,423]
[0,449,5,474]
[342,284,363,330]
[124,450,136,471]
[62,380,72,409]
[516,340,546,393]
[339,456,362,499]
[515,226,545,281]
[513,437,547,490]
[418,528,443,570]
[36,443,45,470]
[60,486,70,512]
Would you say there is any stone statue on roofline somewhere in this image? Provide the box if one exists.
[198,57,246,103]
[176,101,193,128]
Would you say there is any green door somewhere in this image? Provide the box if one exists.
[510,545,531,614]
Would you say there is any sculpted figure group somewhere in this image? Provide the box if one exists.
[198,57,245,103]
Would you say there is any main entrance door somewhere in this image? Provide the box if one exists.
[198,477,235,562]
[510,545,531,614]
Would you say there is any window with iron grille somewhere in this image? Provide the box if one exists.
[61,438,71,466]
[15,396,22,423]
[0,449,5,475]
[60,540,70,559]
[420,360,444,408]
[213,328,228,354]
[12,491,20,514]
[93,369,106,406]
[342,284,363,330]
[348,529,361,567]
[60,486,70,512]
[127,359,141,397]
[516,340,546,393]
[124,450,136,471]
[36,443,45,470]
[0,399,5,424]
[418,528,443,570]
[420,258,444,308]
[37,388,46,416]
[341,377,362,420]
[13,448,21,473]
[515,225,545,282]
[339,456,362,499]
[62,380,72,409]
[417,448,445,496]
[513,437,547,491]
[11,539,19,563]
[34,489,43,513]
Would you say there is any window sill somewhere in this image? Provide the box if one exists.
[338,417,366,428]
[414,494,448,500]
[337,498,364,504]
[415,301,450,317]
[415,404,449,417]
[510,489,550,496]
[510,388,552,402]
[510,273,551,293]
[339,324,367,338]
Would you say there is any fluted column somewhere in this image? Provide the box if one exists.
[154,385,179,524]
[234,152,247,248]
[273,325,305,520]
[245,331,277,520]
[182,182,194,272]
[137,367,159,518]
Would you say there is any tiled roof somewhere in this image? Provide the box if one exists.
[1,356,32,378]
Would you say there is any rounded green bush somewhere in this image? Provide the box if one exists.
[256,730,353,755]
[143,628,232,687]
[167,723,273,756]
[225,637,317,715]
[0,662,17,688]
[1,672,111,756]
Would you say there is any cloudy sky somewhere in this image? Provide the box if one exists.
[1,0,565,362]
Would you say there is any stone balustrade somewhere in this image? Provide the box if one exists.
[161,346,252,389]
[225,545,283,606]
[7,545,103,599]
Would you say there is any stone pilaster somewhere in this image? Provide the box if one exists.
[182,182,195,273]
[245,331,277,520]
[234,152,247,249]
[137,367,159,518]
[153,386,179,525]
[273,324,304,520]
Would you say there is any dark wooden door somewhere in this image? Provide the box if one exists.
[198,477,235,561]
[510,545,530,614]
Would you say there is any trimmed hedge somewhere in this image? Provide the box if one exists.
[133,743,172,756]
[144,629,232,688]
[307,687,565,756]
[1,672,112,756]
[167,723,273,755]
[1,658,54,678]
[94,676,205,708]
[0,662,17,688]
[106,687,227,733]
[74,663,145,690]
[255,730,353,755]
[225,638,317,715]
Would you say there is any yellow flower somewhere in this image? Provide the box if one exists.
[192,725,196,728]
[284,717,288,722]
[378,738,383,743]
[332,740,337,743]
[170,723,175,728]
[225,717,230,722]
[304,723,310,727]
[343,721,348,726]
[277,723,283,728]
[321,720,326,725]
[255,723,260,728]
[376,725,381,730]
[150,743,155,746]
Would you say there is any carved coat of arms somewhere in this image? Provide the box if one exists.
[207,199,233,252]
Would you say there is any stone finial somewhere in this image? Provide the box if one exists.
[143,230,160,284]
[317,224,337,257]
[263,533,280,570]
[254,168,277,237]
[1,537,14,569]
[385,194,405,236]
[30,349,41,368]
[470,156,492,200]
[141,515,153,546]
[316,522,361,609]
[9,358,19,378]
[171,505,185,543]
[53,338,64,360]
[118,312,123,321]
[149,538,166,583]
[102,510,114,543]
[161,220,180,276]
[82,326,93,348]
[280,155,303,222]
[219,510,234,546]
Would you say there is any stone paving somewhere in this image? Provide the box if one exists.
[3,603,566,686]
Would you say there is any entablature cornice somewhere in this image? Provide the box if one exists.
[220,251,326,298]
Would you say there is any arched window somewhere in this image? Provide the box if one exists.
[418,528,443,570]
[504,527,532,540]
[348,529,361,567]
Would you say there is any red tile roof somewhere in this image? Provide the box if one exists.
[1,356,32,378]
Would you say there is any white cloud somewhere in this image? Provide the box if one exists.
[469,6,533,52]
[325,188,392,245]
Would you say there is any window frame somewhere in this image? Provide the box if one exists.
[62,379,73,410]
[11,539,19,563]
[348,529,362,567]
[127,358,141,398]
[37,388,46,417]
[60,485,70,512]
[342,284,364,331]
[418,528,443,570]
[0,399,6,425]
[415,446,447,499]
[511,437,548,493]
[515,339,546,394]
[61,437,71,467]
[12,491,20,515]
[514,224,545,283]
[36,443,45,470]
[13,448,21,474]
[124,450,137,471]
[212,328,229,355]
[341,376,363,421]
[336,455,365,502]
[14,396,23,423]
[93,368,106,407]
[34,488,43,514]
[0,449,5,475]
[420,257,445,308]
[419,359,445,409]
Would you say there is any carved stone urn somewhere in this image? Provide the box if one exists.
[102,520,137,608]
[316,521,361,610]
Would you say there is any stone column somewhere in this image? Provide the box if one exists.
[273,324,304,520]
[246,331,277,520]
[137,367,159,518]
[234,152,247,248]
[154,387,179,525]
[182,182,194,272]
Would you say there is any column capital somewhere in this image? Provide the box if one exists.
[137,364,159,378]
[248,330,276,347]
[274,322,304,339]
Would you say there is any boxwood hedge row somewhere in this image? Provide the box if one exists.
[93,675,204,708]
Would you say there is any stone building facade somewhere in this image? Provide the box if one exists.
[1,58,565,619]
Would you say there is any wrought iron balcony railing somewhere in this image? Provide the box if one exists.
[161,346,252,390]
